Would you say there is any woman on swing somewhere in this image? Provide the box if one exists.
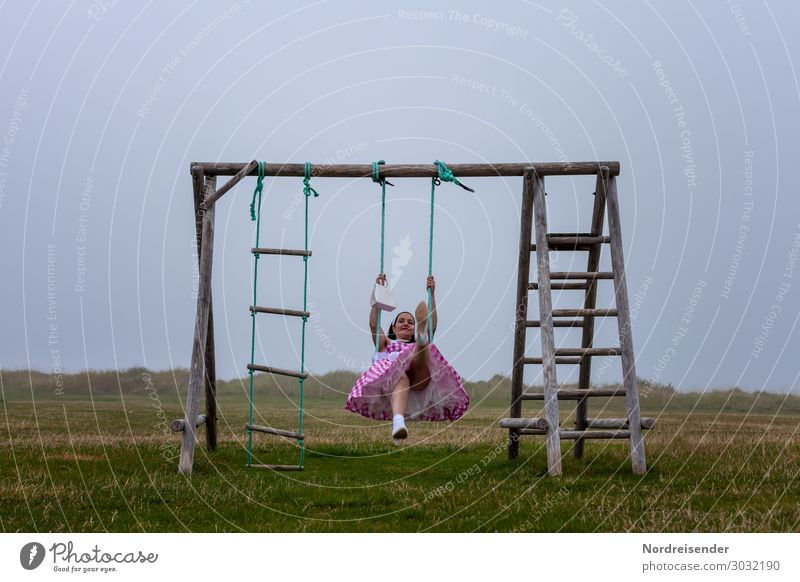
[345,273,470,442]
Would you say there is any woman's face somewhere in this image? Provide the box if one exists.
[393,312,415,341]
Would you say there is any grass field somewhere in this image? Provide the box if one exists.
[1,369,799,532]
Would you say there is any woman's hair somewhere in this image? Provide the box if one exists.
[387,311,416,342]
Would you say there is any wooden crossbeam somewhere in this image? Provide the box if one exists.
[192,161,621,178]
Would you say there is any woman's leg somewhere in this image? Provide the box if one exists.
[408,301,432,391]
[391,374,410,440]
[391,373,411,416]
[407,343,431,391]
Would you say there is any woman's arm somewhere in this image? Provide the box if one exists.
[427,275,438,336]
[370,274,389,351]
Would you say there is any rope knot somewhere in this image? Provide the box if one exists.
[432,160,475,192]
[303,162,319,197]
[371,160,393,187]
[250,160,266,221]
[434,160,456,183]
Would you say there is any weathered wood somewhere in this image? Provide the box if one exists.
[252,247,312,257]
[560,429,631,440]
[552,308,618,317]
[521,388,627,400]
[549,235,610,245]
[194,161,621,178]
[575,168,609,459]
[204,159,257,208]
[550,271,614,280]
[519,429,632,439]
[524,357,583,365]
[499,417,548,430]
[586,417,656,430]
[529,282,588,290]
[555,347,620,356]
[203,292,218,451]
[250,306,310,318]
[179,201,215,474]
[192,169,218,452]
[606,175,647,474]
[526,319,585,328]
[508,167,536,461]
[171,414,207,432]
[530,236,610,251]
[547,232,595,237]
[531,170,562,476]
[246,423,304,440]
[247,464,304,471]
[247,363,308,380]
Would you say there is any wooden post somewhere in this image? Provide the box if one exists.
[605,176,647,475]
[574,167,609,459]
[179,196,215,474]
[508,169,536,460]
[531,170,562,476]
[192,168,218,451]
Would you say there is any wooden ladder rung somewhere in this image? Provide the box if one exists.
[499,417,548,430]
[555,347,620,356]
[247,464,304,471]
[251,247,312,257]
[526,319,585,328]
[247,363,308,380]
[529,282,588,290]
[250,305,310,318]
[519,429,631,439]
[550,271,614,280]
[586,417,656,430]
[521,388,627,400]
[530,235,610,251]
[551,235,610,245]
[553,308,618,317]
[246,423,305,440]
[524,357,583,365]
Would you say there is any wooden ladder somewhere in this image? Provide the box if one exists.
[502,166,652,476]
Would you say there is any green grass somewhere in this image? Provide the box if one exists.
[1,370,799,532]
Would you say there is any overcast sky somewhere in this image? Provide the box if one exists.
[1,1,799,394]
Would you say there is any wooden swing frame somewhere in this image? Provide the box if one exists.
[176,160,643,476]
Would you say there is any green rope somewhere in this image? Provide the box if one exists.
[372,161,386,274]
[303,161,319,199]
[425,161,474,342]
[427,172,436,344]
[249,162,265,221]
[297,162,318,468]
[247,161,266,466]
[372,160,388,353]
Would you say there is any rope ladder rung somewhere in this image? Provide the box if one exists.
[250,305,310,318]
[251,247,312,257]
[246,423,305,440]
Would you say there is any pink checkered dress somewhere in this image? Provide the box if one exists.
[345,339,469,421]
